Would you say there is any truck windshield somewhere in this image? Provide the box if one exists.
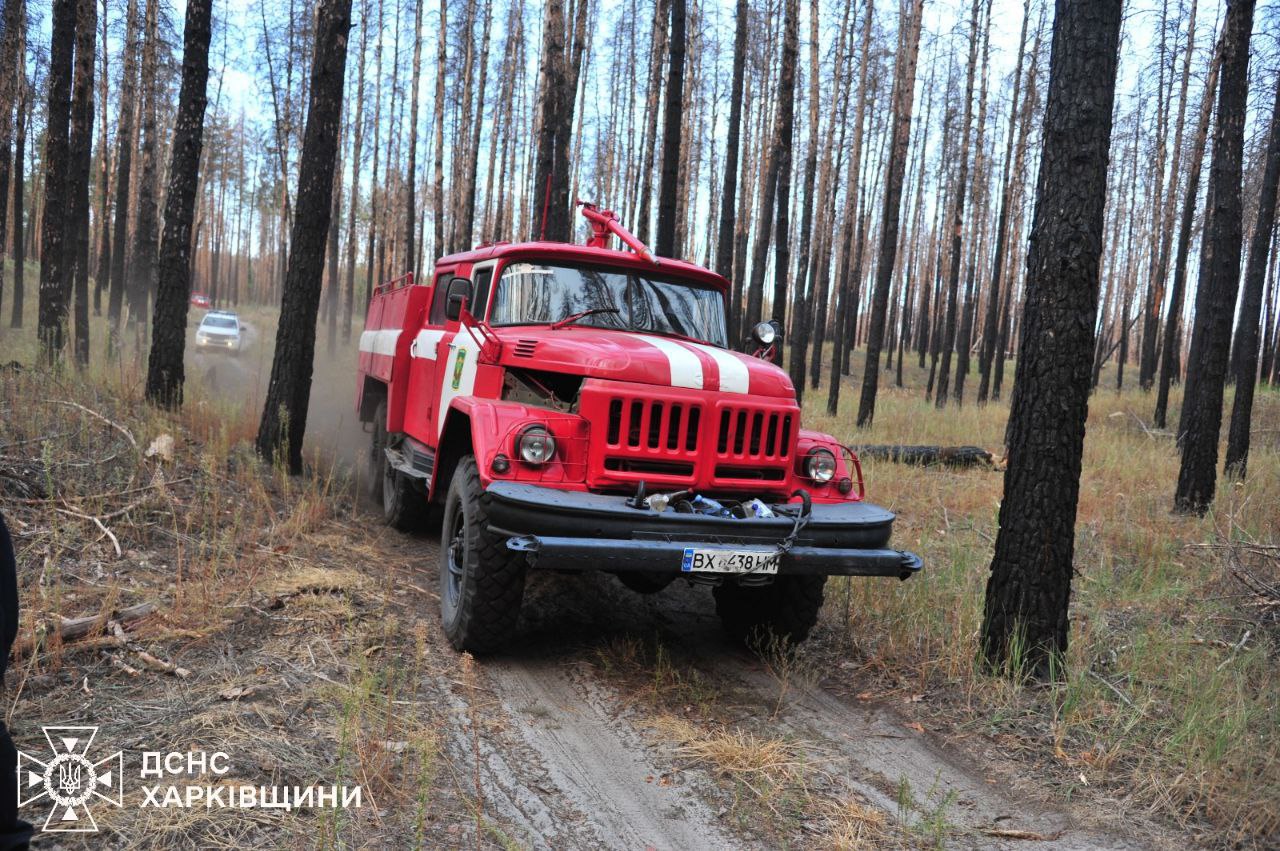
[490,262,728,347]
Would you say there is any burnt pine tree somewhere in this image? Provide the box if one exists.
[654,0,685,258]
[0,0,23,319]
[1154,47,1221,428]
[128,0,160,331]
[36,0,77,361]
[716,0,748,286]
[1174,0,1255,514]
[144,0,213,408]
[856,0,924,428]
[1223,72,1279,477]
[67,0,96,367]
[531,0,570,242]
[256,0,354,473]
[106,0,140,331]
[981,0,1123,677]
[8,45,24,329]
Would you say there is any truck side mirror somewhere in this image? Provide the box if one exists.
[445,276,472,322]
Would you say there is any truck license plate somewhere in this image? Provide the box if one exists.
[681,547,780,574]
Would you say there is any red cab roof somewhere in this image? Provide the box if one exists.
[436,241,731,292]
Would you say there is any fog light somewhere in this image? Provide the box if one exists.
[837,476,853,495]
[492,453,511,474]
[517,426,556,465]
[806,448,837,483]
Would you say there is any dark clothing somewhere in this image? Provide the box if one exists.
[0,513,33,849]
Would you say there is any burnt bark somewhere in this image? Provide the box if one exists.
[8,63,24,329]
[67,0,96,367]
[128,0,160,332]
[1223,73,1279,478]
[37,0,77,360]
[107,0,140,331]
[257,0,353,472]
[715,0,748,285]
[1174,0,1254,514]
[144,0,212,408]
[981,0,1122,677]
[1154,47,1221,429]
[856,0,923,427]
[654,0,685,258]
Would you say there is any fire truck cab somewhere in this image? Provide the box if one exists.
[357,205,921,652]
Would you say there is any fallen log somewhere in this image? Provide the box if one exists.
[13,601,157,658]
[849,444,994,468]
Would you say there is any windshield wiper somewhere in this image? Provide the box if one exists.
[549,307,621,329]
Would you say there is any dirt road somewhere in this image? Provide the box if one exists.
[390,530,1149,850]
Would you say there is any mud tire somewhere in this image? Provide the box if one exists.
[370,401,389,505]
[440,455,526,652]
[713,575,827,647]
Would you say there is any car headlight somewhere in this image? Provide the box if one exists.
[752,321,777,347]
[517,425,556,465]
[805,448,837,483]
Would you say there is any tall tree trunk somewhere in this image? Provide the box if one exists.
[654,0,685,258]
[67,0,96,367]
[981,0,1122,678]
[856,0,923,427]
[716,0,748,286]
[92,0,111,316]
[403,0,423,273]
[144,0,212,407]
[37,0,77,361]
[1154,45,1221,428]
[1223,73,1279,477]
[459,0,493,250]
[976,0,1030,404]
[933,0,982,408]
[107,0,140,333]
[1173,0,1254,514]
[532,0,569,241]
[634,0,670,243]
[769,0,799,350]
[9,58,25,329]
[257,0,353,473]
[342,0,368,341]
[128,0,160,334]
[0,0,23,322]
[431,0,445,259]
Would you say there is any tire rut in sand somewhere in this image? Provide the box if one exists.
[485,656,745,851]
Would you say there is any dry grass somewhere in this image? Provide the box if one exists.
[807,348,1280,847]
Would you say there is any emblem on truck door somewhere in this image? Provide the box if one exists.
[451,348,467,390]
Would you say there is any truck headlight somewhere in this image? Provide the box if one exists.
[805,448,836,483]
[517,425,556,465]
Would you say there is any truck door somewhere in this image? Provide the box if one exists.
[434,261,497,437]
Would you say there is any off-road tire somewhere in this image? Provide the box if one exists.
[382,451,431,531]
[615,574,676,594]
[713,575,827,647]
[370,401,389,505]
[439,455,526,652]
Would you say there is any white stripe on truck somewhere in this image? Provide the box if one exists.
[684,341,750,394]
[635,334,704,390]
[358,328,401,357]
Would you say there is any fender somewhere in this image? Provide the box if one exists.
[429,397,591,502]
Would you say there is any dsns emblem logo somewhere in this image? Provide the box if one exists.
[17,726,123,832]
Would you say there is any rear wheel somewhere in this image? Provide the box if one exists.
[439,456,527,652]
[369,401,389,505]
[372,400,430,530]
[713,575,827,648]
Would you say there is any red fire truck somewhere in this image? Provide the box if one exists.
[357,205,921,652]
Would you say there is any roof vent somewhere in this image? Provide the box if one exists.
[513,339,539,358]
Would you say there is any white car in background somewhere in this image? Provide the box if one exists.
[195,310,243,354]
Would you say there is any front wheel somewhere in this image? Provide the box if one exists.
[713,575,827,648]
[439,456,527,652]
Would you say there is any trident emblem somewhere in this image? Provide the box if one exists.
[57,762,82,797]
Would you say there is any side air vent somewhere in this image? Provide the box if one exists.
[513,339,539,358]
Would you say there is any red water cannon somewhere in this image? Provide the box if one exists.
[577,201,660,265]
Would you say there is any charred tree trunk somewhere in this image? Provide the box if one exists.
[342,0,368,341]
[654,0,685,258]
[256,0,353,472]
[9,61,24,329]
[144,0,212,408]
[403,0,423,272]
[1174,0,1254,514]
[716,0,748,287]
[107,0,140,333]
[128,0,161,333]
[1223,73,1279,477]
[1154,47,1220,429]
[67,0,96,368]
[0,0,22,322]
[934,0,981,408]
[531,0,570,242]
[769,0,799,349]
[981,0,1122,678]
[37,0,77,361]
[856,0,923,427]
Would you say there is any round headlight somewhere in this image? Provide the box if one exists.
[806,448,837,483]
[752,321,777,347]
[517,425,556,465]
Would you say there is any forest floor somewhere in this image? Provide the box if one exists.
[0,292,1276,849]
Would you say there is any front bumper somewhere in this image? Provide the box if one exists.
[483,482,922,580]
